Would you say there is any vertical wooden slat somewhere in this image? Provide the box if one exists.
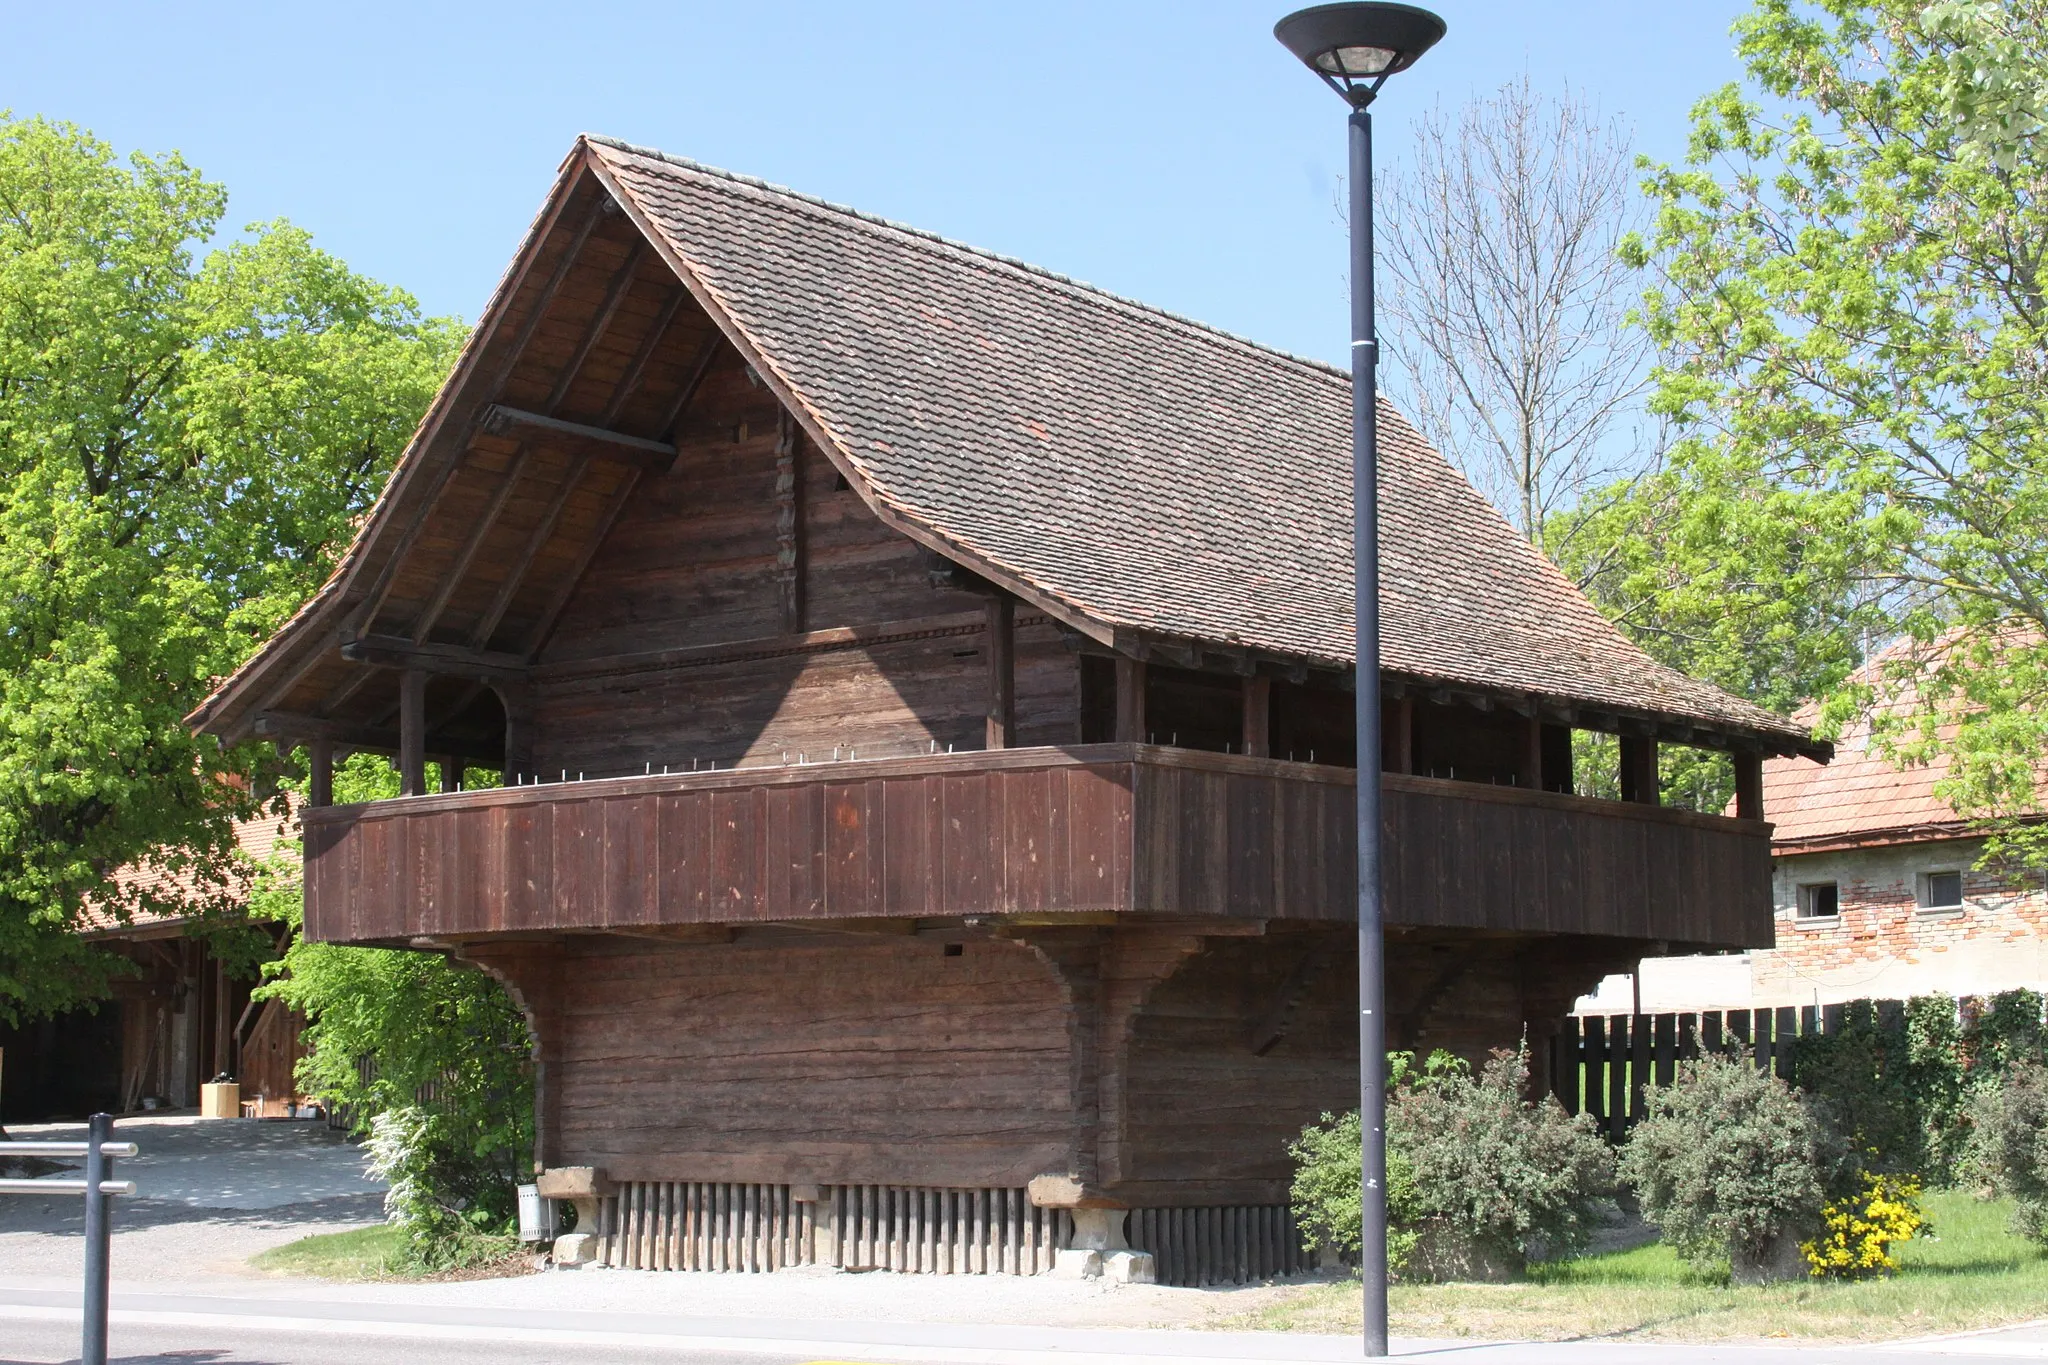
[1553,1016,1581,1115]
[1607,1015,1630,1141]
[1775,1006,1799,1080]
[1703,1010,1724,1055]
[1654,1011,1676,1090]
[1630,1010,1651,1124]
[1582,1016,1606,1129]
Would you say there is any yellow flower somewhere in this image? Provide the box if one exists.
[1802,1175,1927,1279]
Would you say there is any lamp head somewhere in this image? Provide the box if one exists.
[1274,3,1446,107]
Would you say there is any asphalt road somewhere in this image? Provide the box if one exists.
[0,1314,809,1365]
[0,1287,2041,1365]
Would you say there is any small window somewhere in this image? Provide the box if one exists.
[1798,882,1839,918]
[1922,871,1964,910]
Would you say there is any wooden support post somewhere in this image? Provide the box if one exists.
[1114,657,1146,743]
[985,596,1015,750]
[439,757,461,794]
[1521,714,1543,790]
[399,670,428,797]
[775,410,806,634]
[498,684,533,784]
[1392,695,1414,774]
[1241,677,1271,758]
[1733,750,1765,821]
[212,957,231,1080]
[307,739,334,809]
[1618,736,1658,806]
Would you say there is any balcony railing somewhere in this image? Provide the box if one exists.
[301,744,1771,948]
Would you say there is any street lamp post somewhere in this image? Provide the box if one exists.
[1273,5,1444,1358]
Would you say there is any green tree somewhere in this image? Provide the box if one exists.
[252,754,534,1266]
[1612,0,2048,848]
[0,114,460,1021]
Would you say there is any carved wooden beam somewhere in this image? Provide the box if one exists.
[339,634,530,682]
[478,405,678,470]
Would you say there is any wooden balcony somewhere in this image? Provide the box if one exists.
[301,744,1772,949]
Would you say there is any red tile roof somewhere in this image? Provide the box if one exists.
[189,136,1817,758]
[585,139,1813,752]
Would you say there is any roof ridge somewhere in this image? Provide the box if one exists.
[584,134,1352,384]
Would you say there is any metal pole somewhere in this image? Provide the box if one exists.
[1349,102,1389,1359]
[82,1112,113,1365]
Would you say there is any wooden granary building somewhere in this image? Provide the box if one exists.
[188,136,1821,1282]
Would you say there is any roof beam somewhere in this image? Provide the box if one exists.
[339,634,530,683]
[523,469,643,658]
[347,197,614,642]
[407,444,536,643]
[478,405,678,471]
[601,287,687,426]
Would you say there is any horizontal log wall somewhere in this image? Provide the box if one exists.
[545,936,1072,1187]
[528,617,1078,778]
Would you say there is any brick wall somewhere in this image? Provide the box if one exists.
[1581,836,2048,1013]
[1752,838,2048,1006]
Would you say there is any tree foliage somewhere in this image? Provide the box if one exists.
[253,754,533,1247]
[0,114,459,1021]
[1599,0,2048,847]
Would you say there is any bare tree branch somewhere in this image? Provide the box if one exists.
[1375,76,1652,536]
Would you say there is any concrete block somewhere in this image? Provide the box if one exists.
[552,1232,599,1268]
[1102,1250,1156,1284]
[1051,1248,1103,1279]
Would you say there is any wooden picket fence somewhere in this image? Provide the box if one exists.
[1554,1000,1912,1142]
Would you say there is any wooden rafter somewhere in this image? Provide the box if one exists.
[468,452,594,651]
[522,469,643,659]
[478,406,677,469]
[407,443,536,643]
[542,238,646,415]
[348,196,611,640]
[601,287,686,426]
[656,329,725,441]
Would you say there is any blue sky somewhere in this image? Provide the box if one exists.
[3,1,1754,367]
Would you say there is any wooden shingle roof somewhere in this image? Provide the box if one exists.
[188,136,1818,759]
[585,138,1811,753]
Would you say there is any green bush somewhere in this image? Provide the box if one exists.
[363,1105,522,1272]
[1965,1059,2048,1247]
[1786,995,1978,1185]
[1622,1054,1842,1283]
[1289,1107,1420,1273]
[1290,1047,1613,1282]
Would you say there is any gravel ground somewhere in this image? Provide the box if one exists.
[0,1114,387,1284]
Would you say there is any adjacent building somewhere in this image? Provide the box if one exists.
[185,136,1821,1280]
[1581,701,2047,1015]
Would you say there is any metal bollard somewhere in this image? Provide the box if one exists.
[81,1112,113,1365]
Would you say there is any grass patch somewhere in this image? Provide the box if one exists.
[250,1224,409,1281]
[1225,1190,2048,1343]
[249,1224,528,1283]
